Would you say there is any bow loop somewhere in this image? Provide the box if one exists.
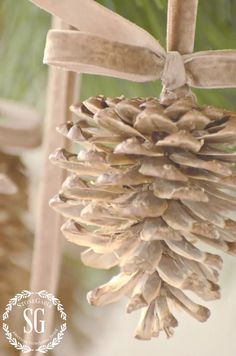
[44,30,165,83]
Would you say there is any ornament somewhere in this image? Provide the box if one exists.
[50,94,236,339]
[29,0,236,339]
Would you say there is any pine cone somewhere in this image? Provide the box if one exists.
[50,95,236,339]
[0,151,32,355]
[0,151,90,353]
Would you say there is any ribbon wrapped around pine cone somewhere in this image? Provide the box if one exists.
[30,0,236,340]
[49,94,236,339]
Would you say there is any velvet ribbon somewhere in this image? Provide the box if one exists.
[29,0,236,90]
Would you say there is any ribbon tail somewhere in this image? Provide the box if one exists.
[44,30,164,82]
[184,50,236,88]
[29,0,165,56]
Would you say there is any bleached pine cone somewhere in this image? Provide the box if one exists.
[0,154,90,352]
[0,151,31,295]
[50,95,236,339]
[0,151,32,355]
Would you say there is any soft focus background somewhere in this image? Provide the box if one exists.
[1,0,236,355]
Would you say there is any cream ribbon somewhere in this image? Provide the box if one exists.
[30,0,236,90]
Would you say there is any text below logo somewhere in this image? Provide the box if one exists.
[2,290,67,353]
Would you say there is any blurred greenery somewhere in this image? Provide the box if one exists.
[0,0,50,109]
[1,0,236,111]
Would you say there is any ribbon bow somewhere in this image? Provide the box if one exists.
[30,0,236,92]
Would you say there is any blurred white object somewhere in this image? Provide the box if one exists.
[0,98,41,148]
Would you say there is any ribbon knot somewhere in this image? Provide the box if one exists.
[162,51,186,90]
[30,0,236,91]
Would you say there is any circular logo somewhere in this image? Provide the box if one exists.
[2,290,67,353]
